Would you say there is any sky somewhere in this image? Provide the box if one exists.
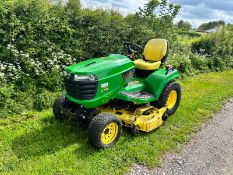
[80,0,233,28]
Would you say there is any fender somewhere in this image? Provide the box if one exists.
[144,68,180,100]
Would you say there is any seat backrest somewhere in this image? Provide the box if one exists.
[143,39,168,62]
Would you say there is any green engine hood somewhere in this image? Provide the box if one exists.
[65,54,135,108]
[66,54,134,78]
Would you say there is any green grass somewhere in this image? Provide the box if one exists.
[1,70,233,175]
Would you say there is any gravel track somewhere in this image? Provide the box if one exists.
[128,99,233,175]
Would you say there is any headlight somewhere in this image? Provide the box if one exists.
[65,72,73,79]
[74,75,96,81]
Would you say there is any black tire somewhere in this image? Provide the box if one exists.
[85,109,98,126]
[152,81,181,116]
[87,113,122,149]
[53,96,65,120]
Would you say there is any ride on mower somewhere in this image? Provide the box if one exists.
[53,39,181,149]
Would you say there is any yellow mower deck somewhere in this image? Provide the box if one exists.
[99,105,167,132]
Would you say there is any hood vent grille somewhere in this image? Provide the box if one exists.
[64,74,98,100]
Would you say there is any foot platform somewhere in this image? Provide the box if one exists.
[120,91,154,99]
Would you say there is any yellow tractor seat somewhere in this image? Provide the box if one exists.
[134,59,161,71]
[134,39,168,71]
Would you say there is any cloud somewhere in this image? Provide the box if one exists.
[171,0,233,28]
[80,0,147,15]
[171,0,233,12]
[80,0,233,28]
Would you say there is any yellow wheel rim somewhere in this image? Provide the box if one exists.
[167,90,177,109]
[101,122,118,145]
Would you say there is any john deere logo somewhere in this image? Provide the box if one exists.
[101,82,109,92]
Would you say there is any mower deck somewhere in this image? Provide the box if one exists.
[99,105,167,133]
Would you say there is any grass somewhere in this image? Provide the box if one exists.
[1,70,233,175]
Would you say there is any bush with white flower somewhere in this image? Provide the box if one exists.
[0,43,76,90]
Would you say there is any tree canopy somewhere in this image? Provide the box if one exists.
[198,20,225,31]
[176,20,192,30]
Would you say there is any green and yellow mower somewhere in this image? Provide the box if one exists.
[53,39,181,149]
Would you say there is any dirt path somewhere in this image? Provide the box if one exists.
[128,99,233,175]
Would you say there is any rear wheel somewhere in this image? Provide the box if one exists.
[152,81,181,116]
[53,96,65,120]
[88,113,122,149]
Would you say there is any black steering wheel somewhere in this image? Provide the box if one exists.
[123,42,143,60]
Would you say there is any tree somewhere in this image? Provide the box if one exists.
[176,20,192,30]
[135,0,181,40]
[198,20,225,31]
[137,0,160,17]
[67,0,81,16]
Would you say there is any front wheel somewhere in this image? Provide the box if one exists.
[152,81,181,116]
[53,96,65,120]
[88,113,122,149]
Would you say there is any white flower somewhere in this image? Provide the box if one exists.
[24,53,30,58]
[7,44,13,49]
[0,72,5,78]
[55,65,60,69]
